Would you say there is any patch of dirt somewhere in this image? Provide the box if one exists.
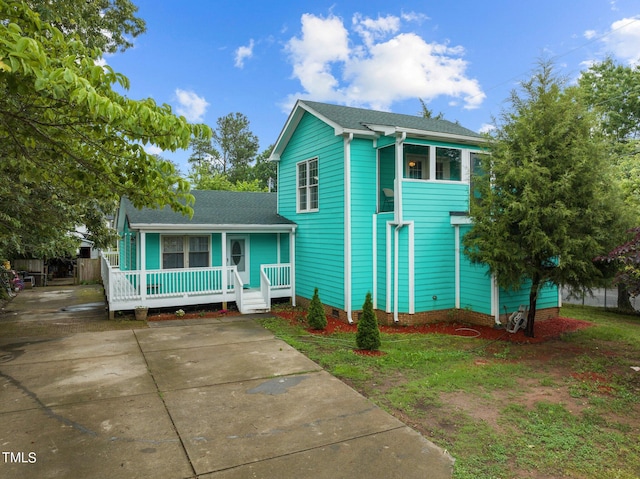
[146,307,236,321]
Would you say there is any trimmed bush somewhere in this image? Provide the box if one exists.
[356,292,381,350]
[307,287,327,330]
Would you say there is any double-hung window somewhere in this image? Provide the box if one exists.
[162,236,210,269]
[297,158,318,212]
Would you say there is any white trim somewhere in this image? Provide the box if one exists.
[394,225,399,322]
[140,231,147,300]
[227,235,250,285]
[276,234,281,264]
[129,224,295,233]
[454,225,460,309]
[386,221,392,313]
[296,157,319,213]
[408,222,415,314]
[160,234,211,270]
[491,274,500,324]
[372,214,377,309]
[450,215,472,225]
[344,133,354,323]
[395,132,406,223]
[221,232,227,303]
[290,231,296,306]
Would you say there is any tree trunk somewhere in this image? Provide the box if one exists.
[617,283,633,312]
[525,279,541,338]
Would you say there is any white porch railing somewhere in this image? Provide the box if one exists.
[261,264,291,293]
[101,252,292,314]
[102,251,120,269]
[260,267,271,310]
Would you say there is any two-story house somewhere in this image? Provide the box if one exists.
[104,100,560,325]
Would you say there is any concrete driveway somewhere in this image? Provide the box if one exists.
[0,289,453,478]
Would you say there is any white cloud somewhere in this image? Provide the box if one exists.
[584,29,597,40]
[234,39,255,68]
[284,12,484,111]
[601,17,640,64]
[479,123,495,134]
[174,89,209,122]
[285,13,350,103]
[144,144,163,156]
[353,13,400,47]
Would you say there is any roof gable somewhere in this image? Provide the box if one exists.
[271,100,484,160]
[120,191,295,230]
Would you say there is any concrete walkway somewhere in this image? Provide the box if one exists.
[0,288,453,478]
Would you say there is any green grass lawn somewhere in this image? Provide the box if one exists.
[260,304,640,479]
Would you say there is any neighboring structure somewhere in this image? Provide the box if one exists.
[103,191,295,317]
[103,100,560,325]
[269,100,559,326]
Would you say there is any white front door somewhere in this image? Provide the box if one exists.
[227,236,250,285]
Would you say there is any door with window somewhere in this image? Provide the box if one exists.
[227,236,249,285]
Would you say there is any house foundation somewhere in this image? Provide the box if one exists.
[294,295,560,328]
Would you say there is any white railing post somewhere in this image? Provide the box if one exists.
[260,267,271,311]
[233,267,243,313]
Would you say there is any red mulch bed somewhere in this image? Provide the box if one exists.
[274,311,592,344]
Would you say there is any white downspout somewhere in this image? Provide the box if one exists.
[393,223,402,323]
[393,132,406,323]
[140,231,147,302]
[344,133,354,323]
[454,225,461,309]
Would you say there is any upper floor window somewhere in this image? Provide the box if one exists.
[162,236,210,269]
[297,158,318,212]
[436,147,462,181]
[404,145,429,179]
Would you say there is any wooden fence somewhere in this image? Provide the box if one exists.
[76,258,101,284]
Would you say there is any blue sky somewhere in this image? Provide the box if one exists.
[104,0,640,174]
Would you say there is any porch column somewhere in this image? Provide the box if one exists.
[290,229,296,306]
[454,225,461,309]
[221,232,227,308]
[140,231,147,301]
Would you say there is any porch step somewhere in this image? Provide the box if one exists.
[241,290,269,314]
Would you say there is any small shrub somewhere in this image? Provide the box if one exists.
[356,292,381,350]
[307,288,327,330]
[175,309,185,317]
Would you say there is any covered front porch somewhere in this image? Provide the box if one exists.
[101,252,293,318]
[110,191,297,318]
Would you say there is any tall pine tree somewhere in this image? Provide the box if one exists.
[464,61,623,337]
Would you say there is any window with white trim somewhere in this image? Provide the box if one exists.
[297,158,318,211]
[162,236,210,269]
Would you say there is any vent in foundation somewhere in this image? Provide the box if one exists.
[331,309,340,318]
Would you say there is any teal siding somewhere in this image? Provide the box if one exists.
[376,215,390,311]
[211,234,222,266]
[459,225,493,314]
[500,282,559,314]
[146,234,160,269]
[279,233,290,263]
[248,233,279,288]
[350,137,377,310]
[404,181,468,312]
[278,112,345,309]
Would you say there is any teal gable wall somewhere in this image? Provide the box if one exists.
[349,137,377,309]
[278,112,345,308]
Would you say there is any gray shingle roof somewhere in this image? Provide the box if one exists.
[301,100,482,138]
[123,191,295,227]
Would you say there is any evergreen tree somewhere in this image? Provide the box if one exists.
[356,292,381,350]
[307,288,327,330]
[463,61,623,337]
